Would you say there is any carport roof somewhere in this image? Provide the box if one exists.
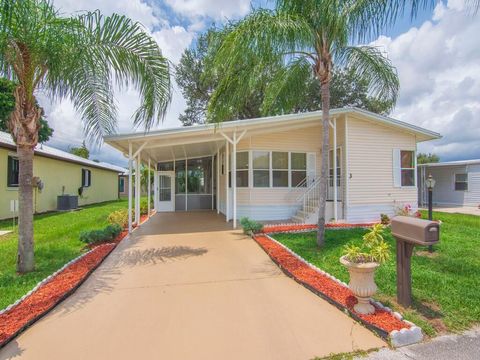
[104,107,441,163]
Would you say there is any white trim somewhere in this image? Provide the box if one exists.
[216,149,220,214]
[128,143,133,233]
[345,116,350,219]
[147,158,151,217]
[225,140,229,222]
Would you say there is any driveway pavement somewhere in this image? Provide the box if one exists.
[0,212,384,360]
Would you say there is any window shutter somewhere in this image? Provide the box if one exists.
[88,170,91,186]
[393,149,401,187]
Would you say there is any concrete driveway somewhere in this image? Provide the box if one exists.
[0,212,385,360]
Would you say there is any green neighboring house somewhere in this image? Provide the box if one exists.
[0,130,126,220]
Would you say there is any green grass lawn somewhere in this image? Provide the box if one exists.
[272,211,480,336]
[0,199,128,310]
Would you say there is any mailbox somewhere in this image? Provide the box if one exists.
[391,216,439,246]
[391,215,441,307]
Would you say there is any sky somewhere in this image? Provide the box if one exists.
[42,0,480,166]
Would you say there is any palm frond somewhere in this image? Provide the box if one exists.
[261,57,313,115]
[336,45,399,111]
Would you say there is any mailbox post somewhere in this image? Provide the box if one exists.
[391,216,440,307]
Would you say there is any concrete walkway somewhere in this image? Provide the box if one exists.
[359,327,480,360]
[0,212,384,360]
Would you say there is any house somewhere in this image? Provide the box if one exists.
[0,131,126,220]
[104,107,440,229]
[418,159,480,207]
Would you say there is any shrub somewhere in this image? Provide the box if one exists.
[240,217,264,235]
[79,224,123,244]
[343,224,391,264]
[107,209,129,228]
[380,213,390,225]
[140,198,152,215]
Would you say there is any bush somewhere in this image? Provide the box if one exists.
[140,198,152,215]
[380,213,390,225]
[107,209,129,228]
[79,224,123,244]
[343,224,390,264]
[240,217,264,235]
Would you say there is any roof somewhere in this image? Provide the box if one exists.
[0,131,127,174]
[104,107,442,163]
[418,159,480,167]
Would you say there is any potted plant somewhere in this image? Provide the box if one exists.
[340,224,390,315]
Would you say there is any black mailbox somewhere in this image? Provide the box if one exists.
[391,215,441,307]
[391,216,439,246]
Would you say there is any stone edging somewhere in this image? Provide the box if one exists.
[261,232,423,347]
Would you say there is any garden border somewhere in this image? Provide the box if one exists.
[254,223,423,347]
[0,213,152,349]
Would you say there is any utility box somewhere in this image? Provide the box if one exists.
[391,216,441,307]
[57,195,79,211]
[391,216,439,246]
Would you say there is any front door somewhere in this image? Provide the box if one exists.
[157,171,175,212]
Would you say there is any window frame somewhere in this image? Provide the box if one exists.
[227,150,310,189]
[7,155,19,188]
[82,168,92,187]
[454,172,468,192]
[119,177,125,193]
[400,150,416,187]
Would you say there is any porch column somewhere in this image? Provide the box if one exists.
[232,132,237,228]
[128,143,133,233]
[225,140,229,222]
[185,157,188,211]
[333,118,338,222]
[147,158,151,218]
[135,154,141,225]
[216,148,220,214]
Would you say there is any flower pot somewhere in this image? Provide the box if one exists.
[340,255,379,315]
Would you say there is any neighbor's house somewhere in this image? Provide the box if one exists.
[418,159,480,207]
[0,131,126,220]
[105,108,440,227]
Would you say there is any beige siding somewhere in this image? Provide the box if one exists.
[0,147,119,219]
[346,115,417,222]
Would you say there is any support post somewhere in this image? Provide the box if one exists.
[225,141,229,222]
[333,118,338,222]
[128,143,133,233]
[211,155,214,210]
[185,157,188,211]
[135,154,140,226]
[233,132,237,229]
[216,149,220,214]
[148,158,151,218]
[396,241,414,307]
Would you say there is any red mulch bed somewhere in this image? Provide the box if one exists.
[0,214,153,348]
[253,234,409,336]
[263,223,376,234]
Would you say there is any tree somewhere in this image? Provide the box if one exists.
[417,153,439,164]
[0,77,53,143]
[0,0,171,273]
[176,31,393,126]
[70,141,90,159]
[207,1,400,246]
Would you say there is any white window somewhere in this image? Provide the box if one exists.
[228,152,249,188]
[393,149,416,187]
[253,151,270,187]
[291,152,307,187]
[454,173,468,191]
[82,169,91,187]
[272,152,289,187]
[329,148,341,187]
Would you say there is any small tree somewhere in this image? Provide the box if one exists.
[417,152,440,164]
[70,141,90,159]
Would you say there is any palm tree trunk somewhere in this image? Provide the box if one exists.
[17,144,35,273]
[317,80,331,247]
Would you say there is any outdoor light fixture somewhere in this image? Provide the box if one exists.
[425,174,436,189]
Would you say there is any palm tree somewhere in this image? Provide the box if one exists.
[0,0,171,273]
[208,0,401,247]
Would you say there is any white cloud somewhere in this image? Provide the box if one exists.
[153,26,195,63]
[373,0,480,161]
[164,0,250,21]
